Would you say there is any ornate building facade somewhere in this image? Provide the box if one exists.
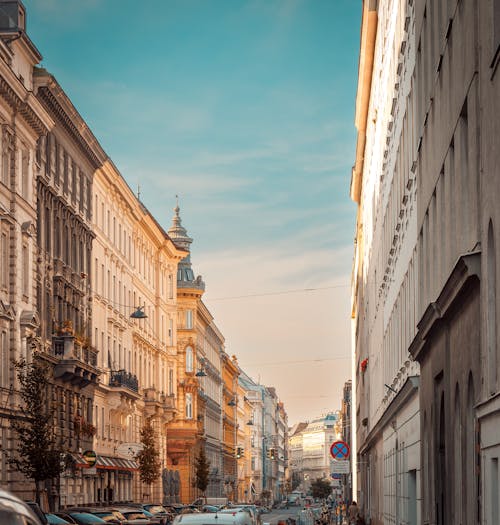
[91,161,185,505]
[0,2,54,500]
[34,67,107,509]
[166,204,206,503]
[221,352,239,501]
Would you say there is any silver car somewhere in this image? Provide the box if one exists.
[0,488,45,525]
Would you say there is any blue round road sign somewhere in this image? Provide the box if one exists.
[330,440,350,460]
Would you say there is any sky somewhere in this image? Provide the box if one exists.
[24,0,361,425]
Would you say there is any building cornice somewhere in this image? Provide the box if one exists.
[359,375,419,455]
[409,251,481,362]
[34,70,107,169]
[0,60,53,135]
[350,0,377,204]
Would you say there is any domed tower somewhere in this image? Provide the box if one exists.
[166,201,206,502]
[168,202,205,293]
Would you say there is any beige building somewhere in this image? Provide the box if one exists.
[0,1,54,500]
[91,163,186,505]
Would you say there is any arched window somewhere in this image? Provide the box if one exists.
[466,374,476,524]
[453,384,462,523]
[186,346,193,373]
[487,220,497,393]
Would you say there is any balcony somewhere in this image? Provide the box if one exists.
[110,370,138,392]
[144,387,176,420]
[53,335,99,387]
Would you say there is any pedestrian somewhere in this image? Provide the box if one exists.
[347,501,359,525]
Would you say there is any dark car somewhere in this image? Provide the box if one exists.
[0,489,45,525]
[56,512,107,524]
[46,514,71,524]
[112,508,153,524]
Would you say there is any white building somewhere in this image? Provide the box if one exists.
[92,161,185,504]
[350,1,420,523]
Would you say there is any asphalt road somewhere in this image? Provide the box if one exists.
[261,507,304,525]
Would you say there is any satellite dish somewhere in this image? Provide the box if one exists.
[115,442,143,458]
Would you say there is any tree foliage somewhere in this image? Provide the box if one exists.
[194,446,210,494]
[8,359,64,502]
[136,418,162,485]
[310,477,332,500]
[291,471,302,491]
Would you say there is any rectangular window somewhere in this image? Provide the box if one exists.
[186,393,193,419]
[22,244,29,297]
[186,310,193,329]
[169,318,173,346]
[168,369,174,395]
[21,149,29,198]
[169,274,173,299]
[493,458,499,525]
[1,231,8,289]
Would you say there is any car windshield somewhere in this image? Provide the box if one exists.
[46,514,71,524]
[93,513,116,522]
[123,512,148,519]
[146,505,167,514]
[70,513,106,524]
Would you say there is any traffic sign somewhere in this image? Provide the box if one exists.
[331,473,342,480]
[330,440,350,460]
[331,460,350,474]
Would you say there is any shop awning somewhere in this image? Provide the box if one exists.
[96,455,138,471]
[69,453,137,471]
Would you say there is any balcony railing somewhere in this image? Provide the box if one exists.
[52,335,99,386]
[53,335,98,367]
[110,370,139,392]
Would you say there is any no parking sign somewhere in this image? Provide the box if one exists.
[330,440,350,460]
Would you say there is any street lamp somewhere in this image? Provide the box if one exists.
[130,306,147,319]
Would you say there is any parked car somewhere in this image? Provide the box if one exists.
[112,508,153,524]
[0,489,45,525]
[46,514,71,524]
[217,508,255,525]
[25,501,49,524]
[201,505,220,513]
[84,508,128,524]
[55,512,107,524]
[173,511,252,525]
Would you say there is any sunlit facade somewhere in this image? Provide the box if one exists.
[92,164,185,504]
[351,1,420,523]
[0,4,54,500]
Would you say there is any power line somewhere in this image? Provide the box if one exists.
[208,284,350,302]
[240,356,350,367]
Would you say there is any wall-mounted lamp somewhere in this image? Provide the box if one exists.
[246,420,254,426]
[195,368,207,377]
[228,398,236,407]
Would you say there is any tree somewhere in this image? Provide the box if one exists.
[291,471,302,491]
[310,477,332,500]
[193,446,210,495]
[8,359,64,505]
[136,418,162,485]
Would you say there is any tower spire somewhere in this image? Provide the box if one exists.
[167,199,205,291]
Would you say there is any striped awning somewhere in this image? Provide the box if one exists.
[96,455,138,471]
[71,453,137,471]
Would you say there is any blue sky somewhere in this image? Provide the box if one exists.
[25,0,361,424]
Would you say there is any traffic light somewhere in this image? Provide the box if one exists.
[236,447,243,459]
[267,448,275,460]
